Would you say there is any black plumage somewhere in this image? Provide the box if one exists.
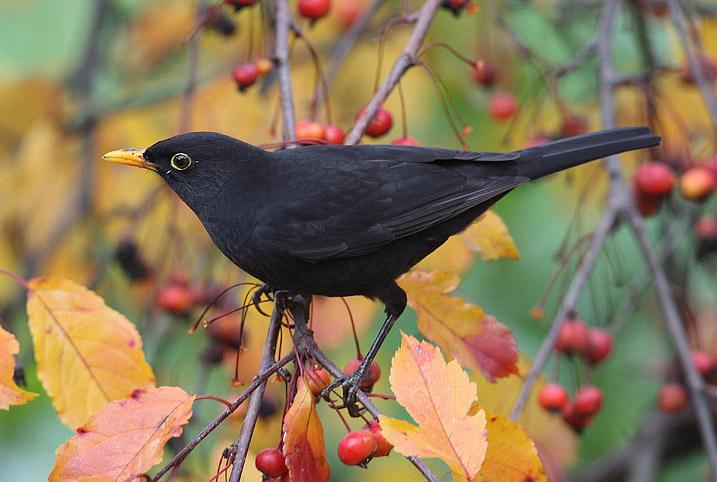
[104,126,660,409]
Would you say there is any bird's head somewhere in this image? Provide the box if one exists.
[103,131,262,209]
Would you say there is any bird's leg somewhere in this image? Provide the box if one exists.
[284,294,319,356]
[251,284,274,317]
[322,283,407,417]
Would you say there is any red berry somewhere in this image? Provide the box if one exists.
[298,0,331,20]
[659,383,688,413]
[680,166,717,201]
[691,350,715,377]
[538,383,569,412]
[635,162,675,198]
[633,186,662,217]
[696,218,717,238]
[255,448,287,477]
[561,400,592,431]
[488,92,518,121]
[324,124,345,144]
[573,385,603,416]
[335,0,366,29]
[344,358,381,389]
[338,430,378,465]
[559,114,588,137]
[295,120,326,141]
[442,0,470,15]
[471,59,496,87]
[392,136,419,146]
[554,316,589,354]
[365,420,393,457]
[156,283,194,314]
[583,328,613,365]
[232,63,259,91]
[305,364,331,396]
[358,107,393,138]
[255,57,273,76]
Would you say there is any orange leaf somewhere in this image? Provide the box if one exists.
[26,276,156,428]
[462,210,519,260]
[475,410,546,482]
[398,271,518,381]
[0,325,37,409]
[51,386,195,482]
[379,334,487,480]
[282,378,330,482]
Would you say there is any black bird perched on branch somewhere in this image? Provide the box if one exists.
[104,127,660,411]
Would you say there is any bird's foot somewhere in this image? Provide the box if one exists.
[321,371,366,417]
[251,284,273,317]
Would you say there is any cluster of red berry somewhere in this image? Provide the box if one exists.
[633,160,717,216]
[537,314,612,431]
[658,350,715,413]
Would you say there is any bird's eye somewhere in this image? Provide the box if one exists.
[170,153,193,171]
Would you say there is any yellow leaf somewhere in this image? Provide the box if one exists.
[0,325,37,409]
[462,210,519,260]
[475,410,546,482]
[398,271,518,381]
[379,334,487,480]
[473,357,577,475]
[282,378,330,482]
[51,386,195,482]
[26,276,156,428]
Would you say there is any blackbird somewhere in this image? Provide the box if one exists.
[104,127,659,409]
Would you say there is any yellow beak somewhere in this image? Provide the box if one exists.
[102,148,156,171]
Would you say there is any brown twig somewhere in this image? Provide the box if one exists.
[345,0,443,145]
[274,0,297,143]
[151,352,295,481]
[227,297,284,482]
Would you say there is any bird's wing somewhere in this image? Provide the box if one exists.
[258,147,527,262]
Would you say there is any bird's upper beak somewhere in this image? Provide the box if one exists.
[102,148,156,171]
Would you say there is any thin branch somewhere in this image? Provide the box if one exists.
[345,0,443,145]
[310,348,440,482]
[151,352,295,481]
[228,298,284,482]
[274,0,297,143]
[666,0,717,135]
[510,203,619,419]
[596,0,717,475]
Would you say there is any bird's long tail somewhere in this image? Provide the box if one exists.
[517,127,660,180]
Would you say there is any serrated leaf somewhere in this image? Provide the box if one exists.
[0,325,37,409]
[51,386,195,482]
[398,271,518,381]
[26,276,155,428]
[462,210,519,261]
[282,378,330,482]
[379,334,487,480]
[476,410,546,482]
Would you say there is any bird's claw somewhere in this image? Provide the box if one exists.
[321,372,365,417]
[251,285,273,317]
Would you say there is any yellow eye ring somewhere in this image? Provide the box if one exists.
[170,153,193,171]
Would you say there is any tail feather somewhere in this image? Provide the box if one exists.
[518,127,661,180]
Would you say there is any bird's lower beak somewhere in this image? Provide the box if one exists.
[102,148,156,171]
